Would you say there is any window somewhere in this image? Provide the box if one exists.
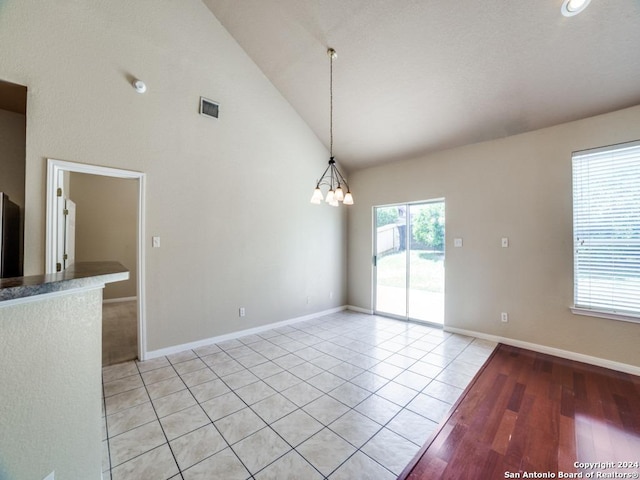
[572,140,640,322]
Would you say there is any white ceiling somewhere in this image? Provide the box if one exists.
[203,0,640,170]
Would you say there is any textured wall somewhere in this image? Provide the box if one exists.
[0,289,103,480]
[348,105,640,368]
[0,0,346,352]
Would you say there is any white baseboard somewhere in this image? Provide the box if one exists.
[346,305,374,314]
[144,305,348,360]
[444,326,640,376]
[103,296,137,304]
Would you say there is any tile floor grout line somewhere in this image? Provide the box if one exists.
[193,326,370,478]
[208,316,374,477]
[312,326,484,475]
[166,350,245,477]
[123,356,184,478]
[277,337,435,473]
[101,370,113,480]
[240,422,325,480]
[104,312,496,478]
[186,354,278,479]
[106,366,174,474]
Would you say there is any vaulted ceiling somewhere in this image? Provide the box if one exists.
[203,0,640,170]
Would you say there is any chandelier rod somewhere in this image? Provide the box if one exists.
[329,48,334,158]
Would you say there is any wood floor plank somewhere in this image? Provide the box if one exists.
[407,454,446,479]
[557,414,576,472]
[490,410,517,455]
[507,382,526,412]
[398,344,640,480]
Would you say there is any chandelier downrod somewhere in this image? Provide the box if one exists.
[328,48,336,158]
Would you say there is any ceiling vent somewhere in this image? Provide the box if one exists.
[200,97,219,119]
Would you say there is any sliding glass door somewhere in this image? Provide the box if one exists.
[374,205,408,317]
[374,201,445,324]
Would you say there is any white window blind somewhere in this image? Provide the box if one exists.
[572,140,640,320]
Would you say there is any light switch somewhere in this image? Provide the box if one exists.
[501,237,509,248]
[152,236,161,248]
[454,238,463,248]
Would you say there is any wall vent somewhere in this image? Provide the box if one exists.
[200,97,219,119]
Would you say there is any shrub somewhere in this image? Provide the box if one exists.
[413,204,445,250]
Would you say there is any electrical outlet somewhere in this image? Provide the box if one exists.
[239,307,245,317]
[306,296,310,304]
[454,238,463,248]
[501,312,509,323]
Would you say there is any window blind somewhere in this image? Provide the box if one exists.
[572,141,640,318]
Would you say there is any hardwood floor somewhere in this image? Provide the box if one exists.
[399,344,640,480]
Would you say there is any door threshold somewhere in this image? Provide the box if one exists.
[374,311,444,329]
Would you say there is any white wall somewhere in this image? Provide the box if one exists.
[348,105,640,368]
[0,0,346,351]
[0,289,103,480]
[69,173,138,300]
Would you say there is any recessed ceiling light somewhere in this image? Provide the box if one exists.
[561,0,591,17]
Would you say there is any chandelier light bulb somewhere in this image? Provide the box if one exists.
[310,187,323,204]
[335,186,344,201]
[343,192,354,205]
[325,190,335,203]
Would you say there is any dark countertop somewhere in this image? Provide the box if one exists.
[0,261,130,302]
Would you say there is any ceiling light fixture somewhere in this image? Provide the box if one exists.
[310,48,354,207]
[561,0,591,17]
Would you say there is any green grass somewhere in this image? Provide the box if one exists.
[378,250,444,292]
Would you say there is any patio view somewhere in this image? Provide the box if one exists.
[375,202,445,324]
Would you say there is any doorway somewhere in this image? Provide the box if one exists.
[374,200,445,325]
[0,80,27,278]
[45,159,147,362]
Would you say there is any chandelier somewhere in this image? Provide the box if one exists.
[310,48,354,206]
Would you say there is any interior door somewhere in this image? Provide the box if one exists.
[56,195,76,271]
[374,200,445,324]
[64,199,76,269]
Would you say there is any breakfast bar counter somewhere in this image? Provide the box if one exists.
[0,260,129,302]
[0,261,129,479]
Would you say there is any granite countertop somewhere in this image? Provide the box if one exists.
[0,261,130,302]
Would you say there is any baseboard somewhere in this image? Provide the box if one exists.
[103,296,137,304]
[346,305,374,314]
[444,326,640,376]
[144,305,348,360]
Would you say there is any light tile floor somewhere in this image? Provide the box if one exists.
[102,311,496,479]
